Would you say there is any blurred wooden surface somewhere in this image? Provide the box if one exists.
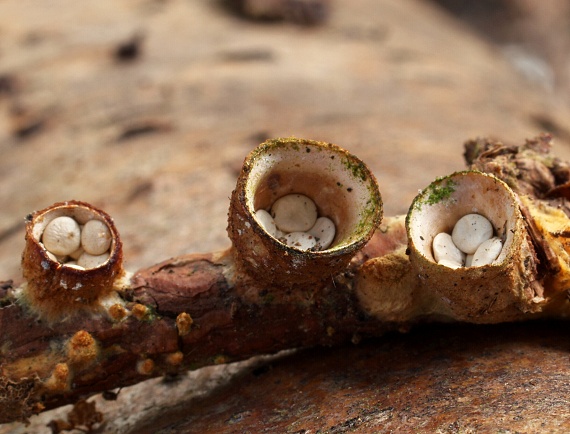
[143,321,570,433]
[1,0,570,432]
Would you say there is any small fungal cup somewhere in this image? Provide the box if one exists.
[406,171,538,322]
[21,200,124,320]
[228,137,382,287]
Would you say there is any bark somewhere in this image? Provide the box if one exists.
[0,234,402,424]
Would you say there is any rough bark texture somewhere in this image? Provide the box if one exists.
[0,231,403,424]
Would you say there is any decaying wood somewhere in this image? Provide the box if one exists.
[2,135,570,425]
[0,239,399,424]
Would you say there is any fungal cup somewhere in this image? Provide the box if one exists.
[228,138,382,287]
[21,200,124,320]
[406,171,539,322]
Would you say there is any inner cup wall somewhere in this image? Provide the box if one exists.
[409,173,517,264]
[246,144,376,250]
[31,205,115,265]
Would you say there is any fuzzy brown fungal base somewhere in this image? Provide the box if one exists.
[20,200,125,322]
[1,136,570,425]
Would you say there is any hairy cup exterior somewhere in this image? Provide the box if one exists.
[228,137,382,288]
[21,200,124,320]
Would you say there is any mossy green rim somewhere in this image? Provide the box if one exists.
[245,137,383,256]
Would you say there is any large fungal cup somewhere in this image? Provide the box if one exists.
[22,200,124,320]
[406,171,537,322]
[228,138,382,287]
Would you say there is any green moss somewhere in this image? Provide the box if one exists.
[417,178,457,209]
[260,137,302,152]
[350,195,382,240]
[342,157,368,181]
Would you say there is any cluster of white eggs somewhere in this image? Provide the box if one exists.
[255,193,336,251]
[41,216,112,269]
[432,213,503,269]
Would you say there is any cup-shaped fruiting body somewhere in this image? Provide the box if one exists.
[406,171,540,323]
[228,137,382,288]
[21,200,124,320]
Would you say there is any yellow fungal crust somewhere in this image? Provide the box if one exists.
[67,330,99,367]
[136,358,155,375]
[176,312,193,336]
[521,196,570,293]
[44,363,70,392]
